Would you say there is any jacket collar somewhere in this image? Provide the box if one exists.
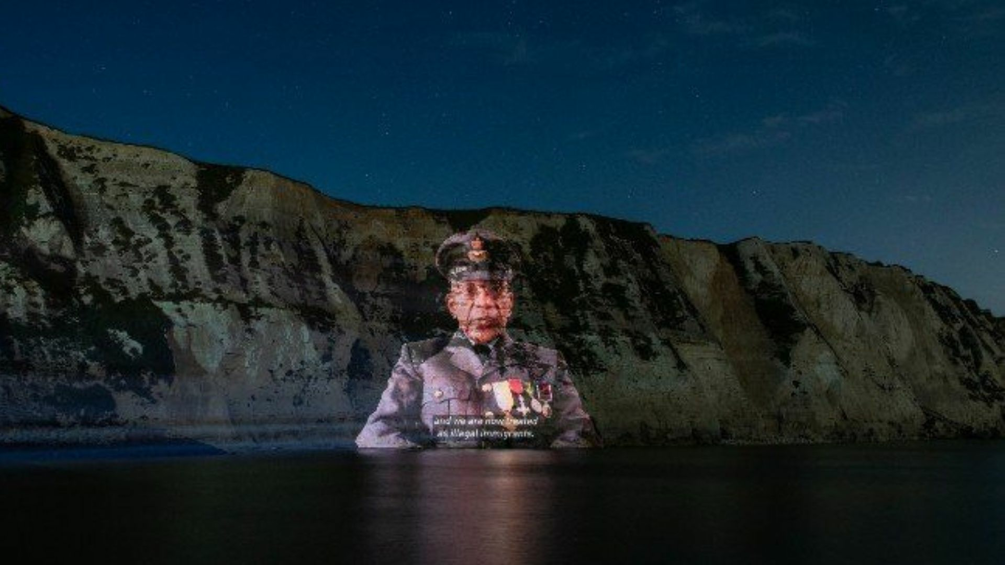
[445,329,513,378]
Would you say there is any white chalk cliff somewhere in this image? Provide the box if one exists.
[1,106,1002,447]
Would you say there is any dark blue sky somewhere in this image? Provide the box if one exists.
[2,1,1002,313]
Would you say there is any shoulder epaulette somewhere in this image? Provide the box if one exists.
[405,335,452,363]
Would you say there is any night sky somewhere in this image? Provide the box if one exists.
[2,1,1002,313]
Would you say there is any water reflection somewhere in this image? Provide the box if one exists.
[358,450,556,564]
[4,442,1005,564]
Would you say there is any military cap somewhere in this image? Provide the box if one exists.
[435,229,520,281]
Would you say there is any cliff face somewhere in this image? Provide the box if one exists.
[1,108,1003,447]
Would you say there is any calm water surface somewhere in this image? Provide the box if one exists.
[3,442,1004,564]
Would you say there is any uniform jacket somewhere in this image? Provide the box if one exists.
[355,331,601,448]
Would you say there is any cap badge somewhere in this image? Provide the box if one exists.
[467,236,489,263]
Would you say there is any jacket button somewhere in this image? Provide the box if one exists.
[434,389,444,399]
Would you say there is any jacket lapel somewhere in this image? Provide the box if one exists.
[445,332,484,378]
[483,332,516,380]
[443,331,514,380]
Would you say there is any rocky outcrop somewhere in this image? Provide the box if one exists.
[1,107,1003,448]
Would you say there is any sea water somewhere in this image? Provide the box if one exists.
[3,441,1004,564]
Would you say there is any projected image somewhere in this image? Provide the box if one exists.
[355,229,601,448]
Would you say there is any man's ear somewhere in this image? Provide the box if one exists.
[444,291,457,317]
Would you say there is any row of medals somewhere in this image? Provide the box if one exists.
[479,378,553,432]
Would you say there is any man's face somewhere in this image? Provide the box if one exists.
[446,279,514,344]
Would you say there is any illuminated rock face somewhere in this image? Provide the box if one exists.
[1,108,1003,447]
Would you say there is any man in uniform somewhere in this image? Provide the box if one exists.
[355,228,601,448]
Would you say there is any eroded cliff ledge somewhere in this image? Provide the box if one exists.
[1,106,1003,448]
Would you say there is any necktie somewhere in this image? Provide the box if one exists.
[473,344,491,362]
